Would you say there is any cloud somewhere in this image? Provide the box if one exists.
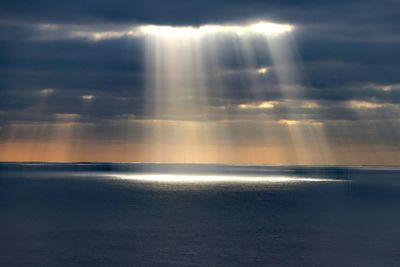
[0,0,399,160]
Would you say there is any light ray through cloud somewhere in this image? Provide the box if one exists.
[142,21,297,163]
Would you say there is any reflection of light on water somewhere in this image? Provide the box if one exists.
[106,174,345,184]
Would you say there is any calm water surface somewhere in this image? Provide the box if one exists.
[1,163,400,266]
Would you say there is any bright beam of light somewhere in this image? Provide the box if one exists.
[142,20,296,163]
[105,174,344,184]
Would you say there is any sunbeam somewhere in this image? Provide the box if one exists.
[142,21,302,163]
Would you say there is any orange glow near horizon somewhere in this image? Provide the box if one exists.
[1,140,399,166]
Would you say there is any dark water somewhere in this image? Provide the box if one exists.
[1,163,400,266]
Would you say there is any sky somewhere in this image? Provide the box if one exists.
[0,0,399,165]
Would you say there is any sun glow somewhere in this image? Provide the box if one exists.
[238,101,277,109]
[257,67,269,74]
[348,100,384,109]
[69,21,294,41]
[81,95,94,101]
[139,21,293,37]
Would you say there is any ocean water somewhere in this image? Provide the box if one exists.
[1,163,400,266]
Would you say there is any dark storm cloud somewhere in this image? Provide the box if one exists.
[0,0,398,26]
[0,36,144,90]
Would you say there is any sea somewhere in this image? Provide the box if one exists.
[1,163,400,266]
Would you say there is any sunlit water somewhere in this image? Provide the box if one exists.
[1,163,400,266]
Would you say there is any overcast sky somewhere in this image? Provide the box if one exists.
[0,0,399,164]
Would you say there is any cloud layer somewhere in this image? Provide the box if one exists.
[0,0,399,164]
